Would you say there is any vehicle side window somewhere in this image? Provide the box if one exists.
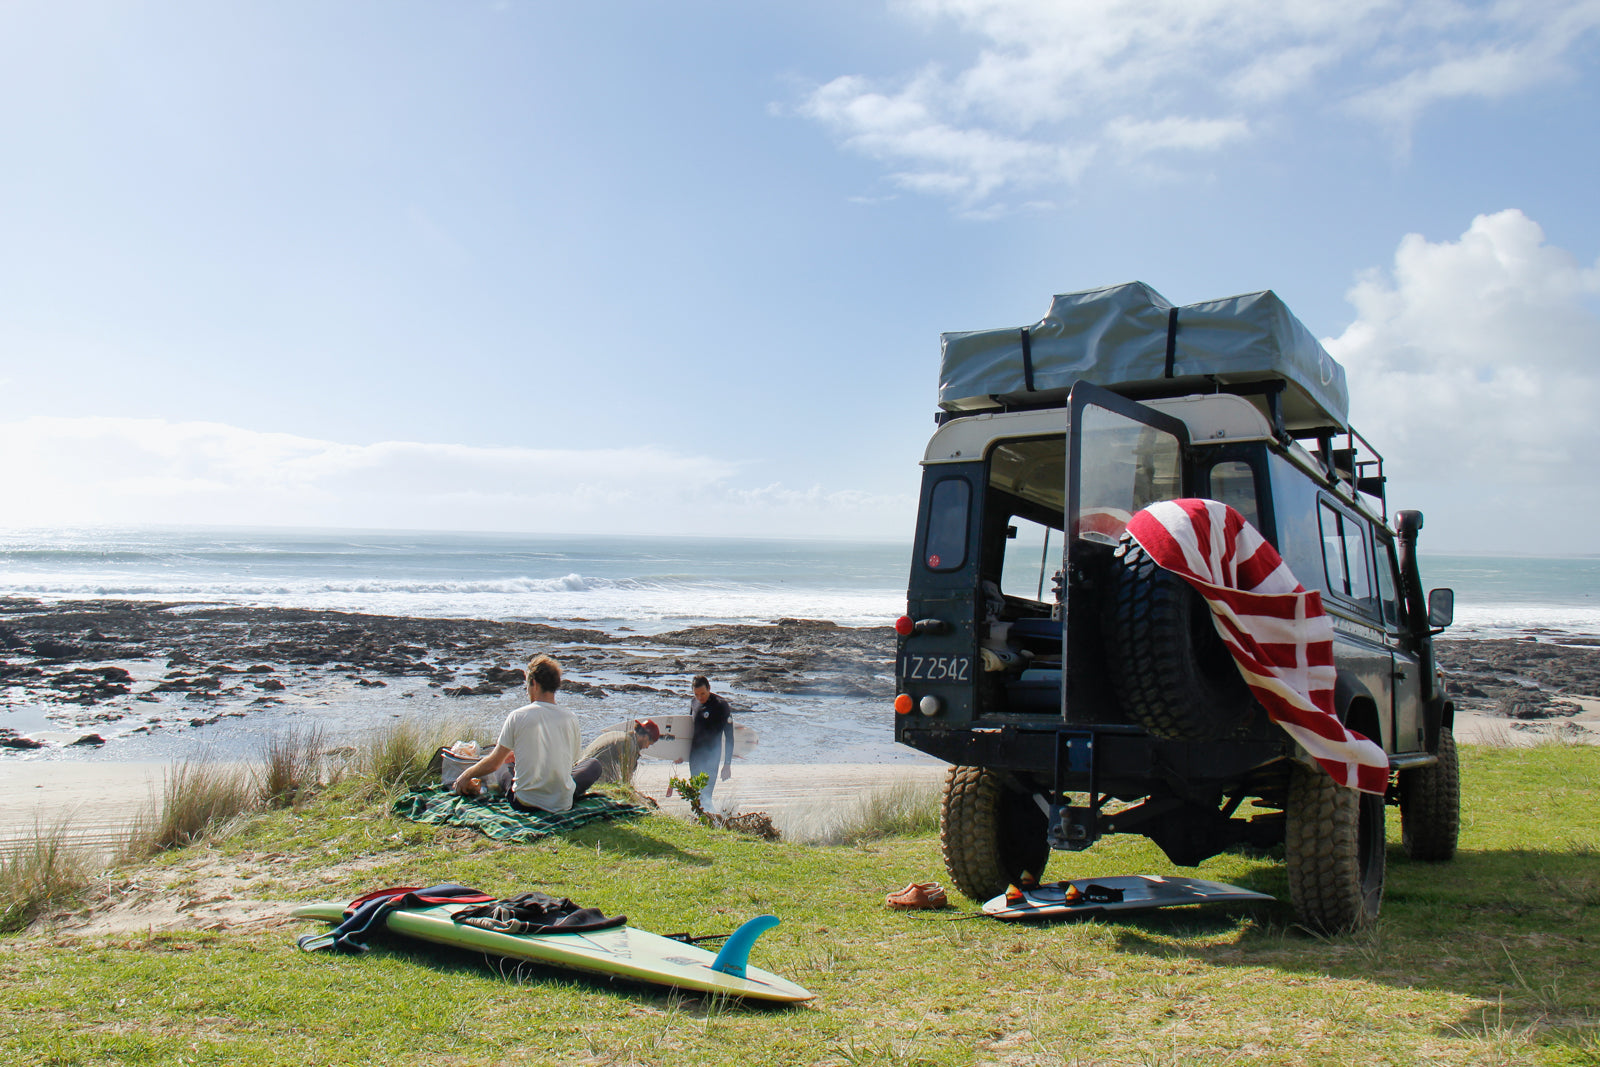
[1374,537,1400,627]
[1318,501,1379,618]
[1319,504,1344,596]
[923,478,970,571]
[1343,520,1373,602]
[1208,460,1260,530]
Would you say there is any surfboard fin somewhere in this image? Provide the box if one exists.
[709,914,779,978]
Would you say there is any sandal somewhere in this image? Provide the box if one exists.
[885,881,949,909]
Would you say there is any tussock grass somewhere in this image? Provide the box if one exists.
[257,723,328,808]
[779,776,941,845]
[0,817,95,933]
[352,714,487,797]
[121,760,258,857]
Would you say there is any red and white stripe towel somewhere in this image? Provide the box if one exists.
[1125,498,1389,794]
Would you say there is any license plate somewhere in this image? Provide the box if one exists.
[900,654,973,683]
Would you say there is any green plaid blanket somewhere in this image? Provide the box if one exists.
[393,786,651,842]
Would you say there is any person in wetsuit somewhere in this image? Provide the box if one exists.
[687,674,735,812]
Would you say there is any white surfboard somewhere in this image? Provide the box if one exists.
[630,714,758,762]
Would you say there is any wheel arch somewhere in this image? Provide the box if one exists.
[1334,670,1384,751]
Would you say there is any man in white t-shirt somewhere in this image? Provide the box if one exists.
[451,655,601,813]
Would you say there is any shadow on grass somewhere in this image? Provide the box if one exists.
[1060,845,1600,1052]
[564,823,712,865]
[325,928,807,1014]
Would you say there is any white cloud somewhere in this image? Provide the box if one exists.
[1104,115,1251,152]
[1324,209,1600,553]
[801,0,1600,209]
[0,418,914,539]
[799,72,1095,206]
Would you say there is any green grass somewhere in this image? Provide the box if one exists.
[2,742,1597,1066]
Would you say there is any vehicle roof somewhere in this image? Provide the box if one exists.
[922,393,1273,465]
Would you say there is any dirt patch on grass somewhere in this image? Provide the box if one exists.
[28,846,390,939]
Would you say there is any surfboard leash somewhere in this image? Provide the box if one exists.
[663,931,732,945]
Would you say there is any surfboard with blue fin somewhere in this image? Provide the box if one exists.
[982,875,1273,922]
[291,902,813,1002]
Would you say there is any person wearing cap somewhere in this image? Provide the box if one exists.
[579,718,661,785]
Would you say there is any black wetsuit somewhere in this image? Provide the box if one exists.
[689,692,735,806]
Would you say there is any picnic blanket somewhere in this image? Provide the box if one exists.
[393,787,652,842]
[1125,498,1389,795]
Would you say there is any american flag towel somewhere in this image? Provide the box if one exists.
[1124,498,1390,795]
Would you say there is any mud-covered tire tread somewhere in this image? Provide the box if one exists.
[939,766,1048,903]
[1103,538,1257,742]
[1285,761,1385,933]
[1400,727,1460,861]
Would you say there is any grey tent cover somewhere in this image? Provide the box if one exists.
[938,281,1348,432]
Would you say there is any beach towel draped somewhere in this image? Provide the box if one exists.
[1124,498,1390,795]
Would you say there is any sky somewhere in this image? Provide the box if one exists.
[1,1,1597,554]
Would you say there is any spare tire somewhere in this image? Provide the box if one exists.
[1102,535,1259,741]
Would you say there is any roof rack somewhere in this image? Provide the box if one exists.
[1300,425,1387,518]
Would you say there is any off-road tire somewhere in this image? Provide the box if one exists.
[940,766,1050,903]
[1400,727,1459,861]
[1103,537,1259,741]
[1285,761,1386,933]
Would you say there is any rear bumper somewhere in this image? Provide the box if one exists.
[898,723,1290,798]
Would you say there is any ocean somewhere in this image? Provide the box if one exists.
[0,528,908,632]
[1,526,1596,640]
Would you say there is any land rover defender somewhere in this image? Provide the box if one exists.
[894,282,1457,932]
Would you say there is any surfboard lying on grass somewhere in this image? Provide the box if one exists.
[291,901,814,1003]
[982,875,1273,922]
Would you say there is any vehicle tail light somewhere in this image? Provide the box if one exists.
[894,694,914,715]
[894,615,914,636]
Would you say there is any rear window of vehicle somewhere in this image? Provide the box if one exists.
[923,478,970,571]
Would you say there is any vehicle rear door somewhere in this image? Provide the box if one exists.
[1064,382,1190,717]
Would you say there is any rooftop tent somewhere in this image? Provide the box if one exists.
[937,281,1350,432]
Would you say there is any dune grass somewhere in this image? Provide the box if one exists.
[0,816,95,934]
[257,723,329,809]
[120,759,260,857]
[351,714,490,798]
[3,741,1597,1066]
[780,775,942,845]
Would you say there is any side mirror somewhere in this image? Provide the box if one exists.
[1427,588,1454,630]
